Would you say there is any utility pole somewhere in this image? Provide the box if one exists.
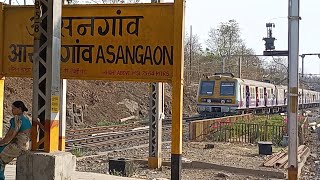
[198,51,200,80]
[222,56,225,73]
[238,56,242,78]
[238,46,244,78]
[189,25,192,84]
[299,53,320,116]
[287,0,300,179]
[301,55,305,115]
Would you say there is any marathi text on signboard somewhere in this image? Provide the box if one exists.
[2,4,174,82]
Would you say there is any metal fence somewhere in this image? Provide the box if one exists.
[203,122,286,145]
[189,114,253,141]
[189,115,309,146]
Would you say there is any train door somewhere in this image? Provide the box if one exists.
[271,89,274,105]
[284,90,287,105]
[275,87,278,105]
[255,87,259,107]
[239,85,243,107]
[242,86,245,108]
[264,87,267,106]
[313,94,316,103]
[246,86,250,108]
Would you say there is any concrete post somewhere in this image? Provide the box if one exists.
[287,0,300,179]
[16,152,76,180]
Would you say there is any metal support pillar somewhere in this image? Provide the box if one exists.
[59,79,67,151]
[172,0,185,179]
[287,0,300,179]
[148,0,165,169]
[148,83,164,169]
[0,78,4,138]
[301,55,305,115]
[32,0,62,152]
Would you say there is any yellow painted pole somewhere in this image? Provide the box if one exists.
[0,78,4,138]
[171,0,185,179]
[45,117,59,152]
[0,3,3,74]
[0,3,4,138]
[59,79,67,151]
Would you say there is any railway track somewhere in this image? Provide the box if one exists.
[65,115,210,151]
[69,134,150,151]
[66,122,142,140]
[66,125,172,151]
[66,116,205,140]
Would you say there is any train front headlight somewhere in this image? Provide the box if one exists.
[221,106,230,112]
[207,99,212,103]
[201,98,207,102]
[226,99,232,103]
[199,106,205,112]
[205,106,211,111]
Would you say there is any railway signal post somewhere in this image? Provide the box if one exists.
[261,1,300,178]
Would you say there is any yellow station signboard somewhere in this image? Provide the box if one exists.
[1,4,174,82]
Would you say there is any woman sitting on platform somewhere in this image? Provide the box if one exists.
[0,101,32,180]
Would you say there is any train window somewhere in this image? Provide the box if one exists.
[243,86,245,99]
[220,82,235,96]
[259,89,263,99]
[200,81,215,95]
[250,87,255,99]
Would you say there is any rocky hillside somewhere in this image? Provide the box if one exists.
[3,77,199,128]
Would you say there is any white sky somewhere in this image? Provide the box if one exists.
[4,0,320,74]
[154,0,320,75]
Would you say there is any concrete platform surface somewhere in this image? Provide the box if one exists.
[4,165,144,180]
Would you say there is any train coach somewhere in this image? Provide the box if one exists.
[197,73,320,117]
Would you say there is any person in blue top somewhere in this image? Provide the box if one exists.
[0,101,32,180]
